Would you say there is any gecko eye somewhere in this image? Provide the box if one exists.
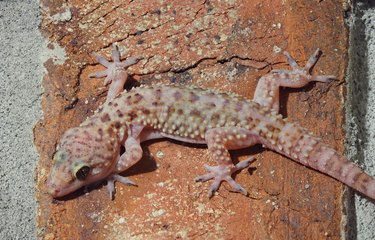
[73,163,90,180]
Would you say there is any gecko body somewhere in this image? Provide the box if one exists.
[47,46,375,200]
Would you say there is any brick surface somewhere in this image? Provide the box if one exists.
[35,0,348,239]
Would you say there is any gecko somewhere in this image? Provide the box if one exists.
[46,44,375,200]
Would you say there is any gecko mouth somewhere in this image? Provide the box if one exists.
[46,170,111,198]
[46,181,62,197]
[46,176,82,198]
[46,181,83,198]
[47,187,61,197]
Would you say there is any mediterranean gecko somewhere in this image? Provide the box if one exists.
[47,44,375,200]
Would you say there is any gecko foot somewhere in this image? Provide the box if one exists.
[272,48,336,84]
[89,43,143,85]
[106,174,137,200]
[195,157,255,198]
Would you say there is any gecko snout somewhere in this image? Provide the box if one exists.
[46,178,60,197]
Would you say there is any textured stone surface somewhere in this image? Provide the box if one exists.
[346,1,375,239]
[0,1,42,239]
[35,0,348,239]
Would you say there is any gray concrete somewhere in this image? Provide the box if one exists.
[346,1,375,239]
[0,1,43,239]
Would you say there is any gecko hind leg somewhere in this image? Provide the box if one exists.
[253,48,336,112]
[89,43,143,101]
[195,127,259,198]
[272,48,336,84]
[195,158,255,197]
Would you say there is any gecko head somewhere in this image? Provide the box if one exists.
[46,127,120,198]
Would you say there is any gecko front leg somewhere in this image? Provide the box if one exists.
[195,127,260,197]
[253,49,336,112]
[90,44,143,102]
[106,124,144,199]
[106,124,165,199]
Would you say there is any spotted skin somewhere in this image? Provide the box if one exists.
[47,48,375,200]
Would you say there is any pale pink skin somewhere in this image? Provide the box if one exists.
[46,46,375,200]
[89,44,143,102]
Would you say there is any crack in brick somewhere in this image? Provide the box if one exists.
[83,1,123,21]
[81,0,110,17]
[132,52,272,77]
[171,55,270,73]
[99,3,124,20]
[93,18,119,38]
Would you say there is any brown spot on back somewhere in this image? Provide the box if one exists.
[177,109,184,115]
[211,113,220,125]
[206,102,216,108]
[296,127,304,136]
[253,118,260,126]
[266,124,275,133]
[97,128,104,141]
[114,121,121,129]
[167,106,176,115]
[107,127,114,136]
[125,95,132,105]
[229,116,240,126]
[174,91,183,101]
[116,110,124,118]
[189,92,199,102]
[223,99,230,107]
[101,113,111,122]
[133,93,143,104]
[190,109,201,117]
[235,102,243,112]
[207,91,215,97]
[128,111,138,120]
[85,122,95,127]
[77,140,90,148]
[142,109,151,115]
[155,89,162,100]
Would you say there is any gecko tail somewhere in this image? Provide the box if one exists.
[275,122,375,199]
[306,142,375,199]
